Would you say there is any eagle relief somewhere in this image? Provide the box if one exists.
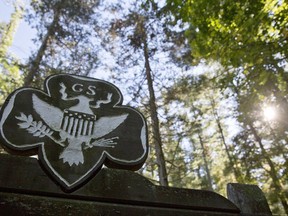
[0,74,148,191]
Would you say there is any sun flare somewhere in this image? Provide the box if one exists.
[263,106,277,121]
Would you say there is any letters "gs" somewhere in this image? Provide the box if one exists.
[72,84,96,96]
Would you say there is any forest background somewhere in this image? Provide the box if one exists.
[0,0,287,214]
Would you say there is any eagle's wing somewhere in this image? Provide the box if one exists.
[92,114,128,139]
[32,94,63,131]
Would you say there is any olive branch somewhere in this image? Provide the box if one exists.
[15,113,65,147]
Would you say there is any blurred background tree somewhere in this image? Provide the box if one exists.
[164,0,288,213]
[0,0,23,106]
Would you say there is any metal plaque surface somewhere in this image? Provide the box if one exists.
[0,74,148,191]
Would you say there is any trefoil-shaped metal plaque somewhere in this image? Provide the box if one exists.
[0,74,148,191]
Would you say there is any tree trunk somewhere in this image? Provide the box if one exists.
[198,133,213,191]
[248,122,288,215]
[209,96,243,182]
[143,39,168,186]
[23,8,61,87]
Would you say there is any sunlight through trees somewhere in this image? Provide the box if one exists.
[0,0,287,214]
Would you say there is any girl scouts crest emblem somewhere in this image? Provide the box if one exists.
[0,74,148,191]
